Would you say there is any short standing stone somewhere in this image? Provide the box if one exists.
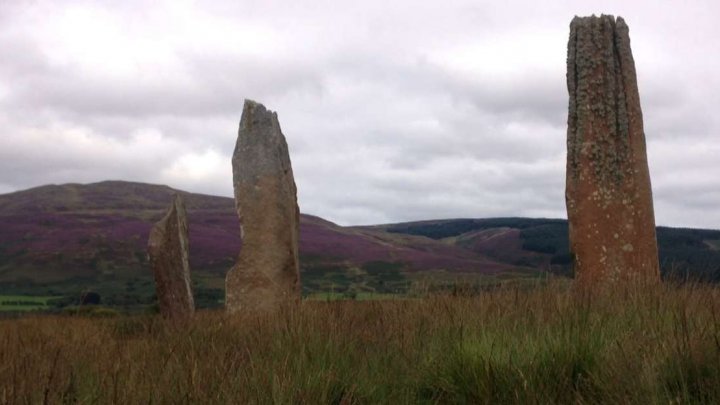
[226,99,301,313]
[565,15,660,284]
[148,194,194,319]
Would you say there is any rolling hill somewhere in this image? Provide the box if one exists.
[0,181,536,306]
[1,181,719,308]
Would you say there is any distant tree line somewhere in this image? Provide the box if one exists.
[388,218,720,282]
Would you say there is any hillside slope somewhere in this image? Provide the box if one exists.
[382,218,720,281]
[2,181,718,307]
[0,181,528,303]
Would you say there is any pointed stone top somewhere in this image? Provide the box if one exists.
[242,99,276,116]
[240,99,279,132]
[152,193,185,231]
[171,192,184,211]
[243,98,263,109]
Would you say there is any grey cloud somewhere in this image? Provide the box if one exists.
[0,0,719,230]
[0,135,174,190]
[442,72,567,126]
[6,58,322,119]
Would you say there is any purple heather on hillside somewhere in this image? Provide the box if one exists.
[0,181,533,285]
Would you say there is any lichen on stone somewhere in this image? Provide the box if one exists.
[565,15,660,284]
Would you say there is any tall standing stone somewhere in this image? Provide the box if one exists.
[566,15,660,284]
[226,100,301,313]
[147,194,195,319]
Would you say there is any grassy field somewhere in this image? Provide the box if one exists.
[0,295,58,311]
[1,281,719,403]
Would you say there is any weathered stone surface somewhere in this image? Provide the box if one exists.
[565,15,660,284]
[148,194,194,319]
[226,99,300,313]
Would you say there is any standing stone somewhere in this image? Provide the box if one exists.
[565,15,660,284]
[148,194,194,319]
[226,100,300,313]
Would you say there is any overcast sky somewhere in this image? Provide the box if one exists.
[0,1,718,228]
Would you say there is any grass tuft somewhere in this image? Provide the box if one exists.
[1,281,720,403]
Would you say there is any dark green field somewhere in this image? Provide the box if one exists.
[0,295,58,311]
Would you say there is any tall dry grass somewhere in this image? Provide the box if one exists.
[1,280,720,404]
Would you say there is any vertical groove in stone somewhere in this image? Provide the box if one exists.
[565,15,660,284]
